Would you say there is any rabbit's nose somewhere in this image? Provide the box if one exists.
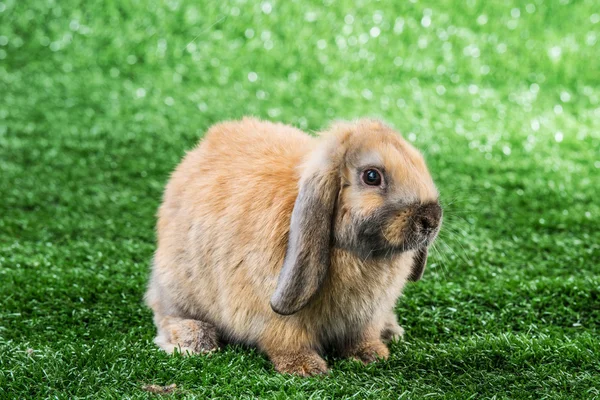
[417,202,442,232]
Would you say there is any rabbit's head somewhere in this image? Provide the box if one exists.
[271,120,442,315]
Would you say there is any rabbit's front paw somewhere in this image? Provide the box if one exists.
[381,320,404,343]
[346,340,389,364]
[269,350,329,377]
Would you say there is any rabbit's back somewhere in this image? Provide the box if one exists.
[149,118,315,342]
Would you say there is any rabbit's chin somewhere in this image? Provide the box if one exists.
[333,236,426,261]
[336,221,441,260]
[359,241,431,261]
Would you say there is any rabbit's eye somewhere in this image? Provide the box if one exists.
[362,169,382,186]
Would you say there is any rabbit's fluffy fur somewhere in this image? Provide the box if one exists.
[146,118,442,376]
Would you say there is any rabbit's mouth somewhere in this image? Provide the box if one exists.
[408,202,443,246]
[392,201,442,253]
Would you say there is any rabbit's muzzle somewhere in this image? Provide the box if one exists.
[381,201,442,250]
[336,201,442,260]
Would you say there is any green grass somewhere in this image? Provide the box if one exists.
[1,0,599,398]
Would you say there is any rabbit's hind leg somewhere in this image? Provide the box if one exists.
[154,315,219,355]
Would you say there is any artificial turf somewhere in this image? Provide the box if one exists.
[1,0,599,398]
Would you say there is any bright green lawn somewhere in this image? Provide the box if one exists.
[1,0,599,398]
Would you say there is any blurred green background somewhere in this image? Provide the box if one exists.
[1,0,599,398]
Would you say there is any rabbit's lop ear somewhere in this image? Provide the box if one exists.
[408,248,428,281]
[270,139,343,316]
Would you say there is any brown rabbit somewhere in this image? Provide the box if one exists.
[145,117,442,376]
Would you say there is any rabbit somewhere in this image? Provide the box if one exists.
[145,117,442,376]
